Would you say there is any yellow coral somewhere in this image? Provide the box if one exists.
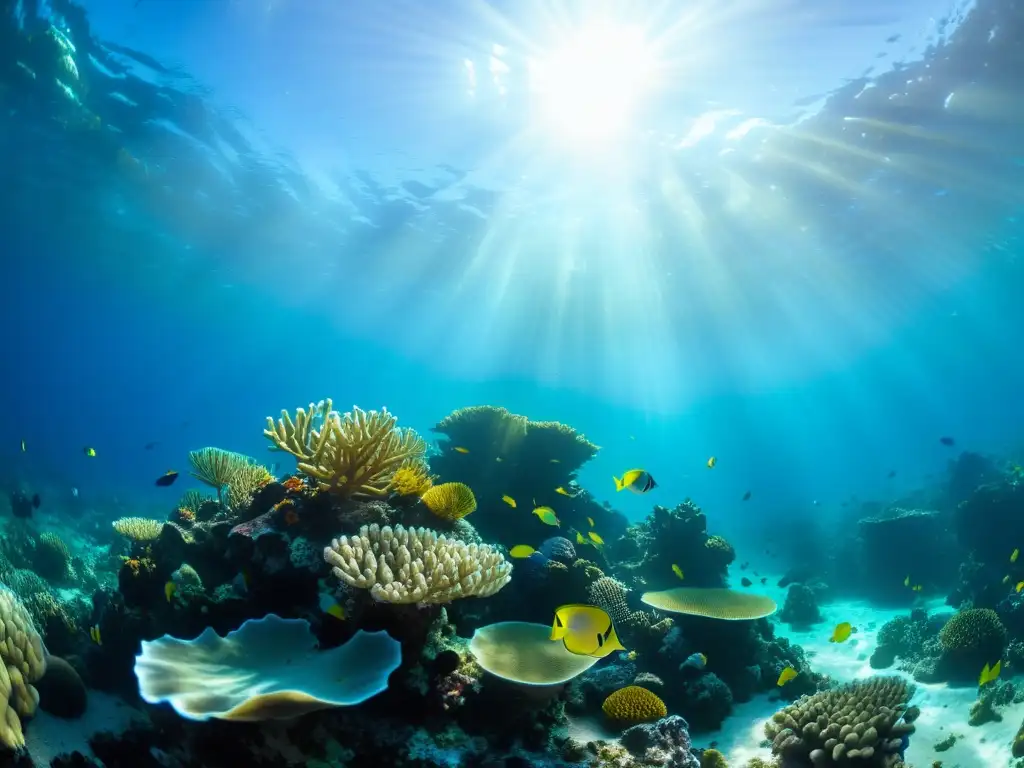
[390,460,434,496]
[602,685,667,723]
[420,482,477,520]
[225,460,274,512]
[112,517,165,542]
[0,587,46,748]
[266,399,427,498]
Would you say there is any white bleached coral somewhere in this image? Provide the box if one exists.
[0,586,47,748]
[324,524,512,604]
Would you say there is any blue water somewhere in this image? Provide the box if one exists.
[3,0,1023,544]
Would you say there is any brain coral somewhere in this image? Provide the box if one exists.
[939,608,1007,665]
[764,676,915,764]
[602,685,668,723]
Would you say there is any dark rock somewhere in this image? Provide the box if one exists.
[37,655,88,718]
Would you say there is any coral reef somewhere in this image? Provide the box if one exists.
[266,400,428,498]
[764,677,916,765]
[779,584,823,627]
[324,523,512,604]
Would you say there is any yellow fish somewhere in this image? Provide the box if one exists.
[532,506,559,526]
[588,531,605,546]
[912,584,923,592]
[1016,582,1023,593]
[319,592,346,621]
[707,456,717,468]
[587,517,595,527]
[903,575,911,587]
[453,446,469,454]
[613,469,657,494]
[501,495,517,508]
[979,660,1002,686]
[550,604,625,658]
[829,622,853,643]
[509,545,536,558]
[83,446,96,457]
[164,581,177,602]
[672,564,684,580]
[89,625,102,646]
[777,666,798,686]
[555,487,573,497]
[576,532,586,545]
[1013,549,1020,564]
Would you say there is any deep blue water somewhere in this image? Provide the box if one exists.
[2,0,1023,548]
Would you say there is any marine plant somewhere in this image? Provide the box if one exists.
[420,482,477,521]
[265,399,427,499]
[324,523,512,604]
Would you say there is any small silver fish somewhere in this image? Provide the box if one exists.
[71,487,78,498]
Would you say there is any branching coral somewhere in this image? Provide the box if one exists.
[324,524,512,604]
[112,517,165,542]
[266,399,427,498]
[764,676,915,764]
[0,586,46,748]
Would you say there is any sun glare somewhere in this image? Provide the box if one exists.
[530,22,655,148]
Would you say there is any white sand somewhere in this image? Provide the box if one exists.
[695,594,1022,765]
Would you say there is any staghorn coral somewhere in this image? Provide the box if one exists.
[603,686,668,723]
[266,399,427,499]
[390,461,434,496]
[112,517,165,542]
[324,524,512,604]
[764,676,915,765]
[0,586,47,748]
[420,482,477,521]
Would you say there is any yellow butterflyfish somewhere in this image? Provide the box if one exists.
[576,532,586,545]
[89,625,102,645]
[550,604,625,658]
[454,446,469,454]
[912,584,923,592]
[707,456,717,468]
[532,506,559,526]
[829,622,853,643]
[1016,581,1024,593]
[555,487,575,497]
[164,581,177,602]
[979,660,1002,686]
[501,495,516,508]
[672,564,684,580]
[777,666,798,686]
[83,446,96,457]
[509,545,536,558]
[613,469,657,494]
[588,531,604,546]
[587,517,595,527]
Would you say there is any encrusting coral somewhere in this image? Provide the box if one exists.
[0,586,47,748]
[324,523,512,604]
[112,517,165,542]
[266,399,427,499]
[764,676,915,765]
[603,685,668,724]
